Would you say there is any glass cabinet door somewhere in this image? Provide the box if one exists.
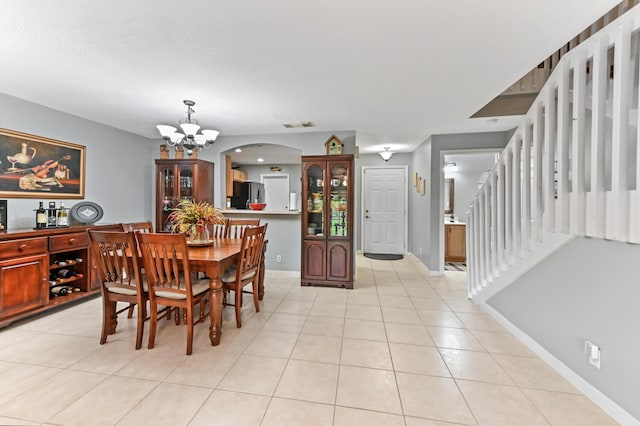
[160,167,175,210]
[178,166,194,201]
[159,166,176,231]
[306,164,324,237]
[329,163,349,237]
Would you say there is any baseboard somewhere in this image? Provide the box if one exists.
[480,302,640,425]
[406,252,440,276]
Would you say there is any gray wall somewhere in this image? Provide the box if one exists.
[409,139,431,265]
[0,93,154,228]
[487,237,640,421]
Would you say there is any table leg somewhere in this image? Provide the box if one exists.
[209,276,223,346]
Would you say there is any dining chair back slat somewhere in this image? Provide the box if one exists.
[210,218,229,239]
[226,218,260,239]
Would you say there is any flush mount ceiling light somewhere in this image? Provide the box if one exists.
[444,162,458,178]
[378,147,394,162]
[156,100,219,152]
[444,162,458,172]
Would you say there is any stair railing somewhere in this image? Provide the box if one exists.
[468,4,640,301]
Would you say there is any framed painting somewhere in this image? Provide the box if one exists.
[0,128,85,199]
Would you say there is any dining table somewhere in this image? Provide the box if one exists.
[186,237,243,346]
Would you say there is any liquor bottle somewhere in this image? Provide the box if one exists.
[47,201,57,227]
[36,202,47,229]
[57,202,69,226]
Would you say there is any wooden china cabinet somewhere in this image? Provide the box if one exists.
[301,155,354,288]
[155,159,214,232]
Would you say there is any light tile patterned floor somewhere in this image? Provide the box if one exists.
[0,254,619,425]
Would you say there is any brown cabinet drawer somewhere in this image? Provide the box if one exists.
[0,237,48,260]
[49,232,89,252]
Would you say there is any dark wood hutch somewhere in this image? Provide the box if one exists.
[155,159,214,232]
[301,154,354,288]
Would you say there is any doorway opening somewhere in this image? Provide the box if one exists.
[440,150,500,273]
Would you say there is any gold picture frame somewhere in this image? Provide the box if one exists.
[0,128,86,199]
[412,171,418,186]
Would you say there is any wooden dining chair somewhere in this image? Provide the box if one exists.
[119,221,154,317]
[135,232,210,355]
[210,217,229,239]
[120,221,153,233]
[226,218,260,239]
[222,224,267,327]
[88,230,149,350]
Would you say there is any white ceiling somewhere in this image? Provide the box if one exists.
[0,1,619,156]
[226,144,302,166]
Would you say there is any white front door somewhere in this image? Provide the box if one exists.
[363,167,407,254]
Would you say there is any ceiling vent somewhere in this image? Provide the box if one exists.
[283,121,314,128]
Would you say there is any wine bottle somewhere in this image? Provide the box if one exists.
[57,269,78,278]
[57,202,69,226]
[36,202,47,229]
[50,286,68,297]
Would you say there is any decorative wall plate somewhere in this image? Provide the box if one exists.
[70,201,104,224]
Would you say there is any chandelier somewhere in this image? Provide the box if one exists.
[156,100,219,151]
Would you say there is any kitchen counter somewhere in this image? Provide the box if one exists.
[223,210,300,215]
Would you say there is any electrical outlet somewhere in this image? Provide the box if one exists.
[276,254,282,263]
[419,247,422,255]
[584,340,601,369]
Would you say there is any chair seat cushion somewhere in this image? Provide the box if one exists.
[107,275,148,295]
[221,266,256,283]
[154,278,210,299]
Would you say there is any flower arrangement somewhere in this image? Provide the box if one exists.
[167,199,225,239]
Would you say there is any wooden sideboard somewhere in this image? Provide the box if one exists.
[0,224,120,328]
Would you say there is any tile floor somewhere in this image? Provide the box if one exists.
[0,254,619,425]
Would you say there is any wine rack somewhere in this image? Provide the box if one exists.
[49,249,87,298]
